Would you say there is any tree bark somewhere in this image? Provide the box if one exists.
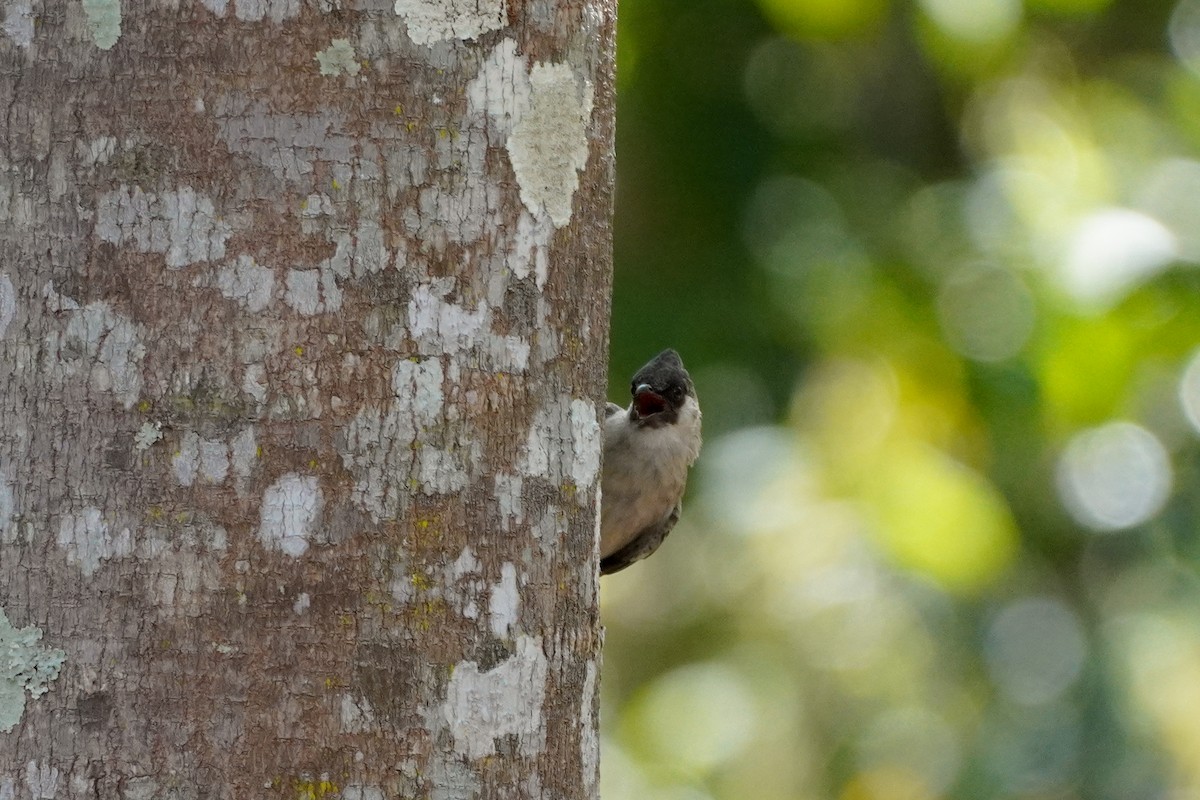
[0,0,613,796]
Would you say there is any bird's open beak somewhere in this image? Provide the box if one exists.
[632,384,667,419]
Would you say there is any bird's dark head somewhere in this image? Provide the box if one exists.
[629,349,696,426]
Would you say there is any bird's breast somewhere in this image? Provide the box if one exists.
[599,398,701,556]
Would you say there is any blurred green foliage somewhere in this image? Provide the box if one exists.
[601,0,1200,798]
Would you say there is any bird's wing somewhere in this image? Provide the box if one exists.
[605,402,624,419]
[599,502,680,575]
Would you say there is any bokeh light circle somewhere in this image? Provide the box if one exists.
[1170,0,1200,75]
[985,597,1088,705]
[1062,209,1177,306]
[743,37,855,137]
[936,265,1035,362]
[857,706,962,795]
[918,0,1021,43]
[636,662,758,773]
[1178,348,1200,434]
[1056,421,1172,532]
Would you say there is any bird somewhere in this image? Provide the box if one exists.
[599,349,702,575]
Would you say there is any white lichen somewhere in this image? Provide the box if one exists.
[138,524,227,618]
[2,0,34,48]
[349,219,390,276]
[0,273,14,337]
[81,0,120,49]
[258,473,323,557]
[393,0,506,46]
[0,479,15,545]
[441,635,547,759]
[316,38,362,77]
[234,0,300,22]
[44,294,145,408]
[284,269,321,315]
[405,126,502,250]
[340,693,376,733]
[24,761,60,800]
[0,607,66,733]
[406,283,529,370]
[301,193,333,219]
[172,434,200,485]
[56,506,132,576]
[488,563,520,637]
[511,210,553,289]
[211,254,275,313]
[393,356,445,422]
[343,357,481,519]
[199,0,299,22]
[523,396,601,499]
[199,438,230,483]
[569,399,601,490]
[284,266,342,315]
[425,757,480,800]
[408,285,487,354]
[392,546,497,625]
[78,135,118,166]
[230,427,258,481]
[215,99,352,184]
[133,421,163,451]
[172,431,231,486]
[580,660,599,794]
[507,62,593,228]
[452,546,482,580]
[95,185,231,268]
[466,39,531,136]
[493,473,523,531]
[341,787,384,800]
[243,364,268,405]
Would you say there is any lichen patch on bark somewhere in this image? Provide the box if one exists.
[439,634,548,759]
[0,608,66,733]
[258,473,324,557]
[507,63,594,227]
[95,185,232,269]
[393,0,507,46]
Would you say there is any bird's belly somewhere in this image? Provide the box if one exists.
[599,460,684,555]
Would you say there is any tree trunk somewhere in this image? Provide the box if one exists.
[0,0,614,796]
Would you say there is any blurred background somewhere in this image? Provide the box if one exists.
[599,0,1200,797]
